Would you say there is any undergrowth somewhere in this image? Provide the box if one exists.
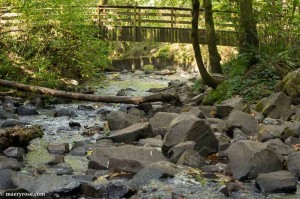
[202,47,300,105]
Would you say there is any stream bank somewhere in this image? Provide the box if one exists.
[0,69,300,199]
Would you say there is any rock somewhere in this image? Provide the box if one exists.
[54,108,77,118]
[78,104,95,111]
[108,158,147,173]
[0,156,23,171]
[0,108,17,119]
[17,175,81,196]
[126,161,184,190]
[177,150,205,168]
[128,107,144,117]
[162,113,218,157]
[199,106,216,118]
[232,128,248,142]
[285,136,300,146]
[107,111,141,131]
[72,175,94,183]
[3,147,25,158]
[52,163,74,175]
[0,169,17,190]
[69,142,92,156]
[275,68,300,104]
[167,141,195,163]
[216,97,245,118]
[0,126,43,150]
[225,110,259,137]
[150,112,178,137]
[1,119,27,128]
[137,136,163,147]
[108,122,152,144]
[286,152,300,178]
[188,107,205,118]
[137,103,153,114]
[256,171,297,193]
[33,97,45,108]
[207,118,226,133]
[17,105,38,116]
[191,93,204,104]
[89,145,167,170]
[69,121,81,128]
[46,155,65,165]
[255,92,292,121]
[81,182,108,198]
[218,136,231,157]
[295,108,300,121]
[263,117,281,125]
[265,138,295,157]
[225,140,283,180]
[258,124,286,142]
[107,181,132,199]
[47,143,69,154]
[94,139,114,147]
[116,89,126,96]
[202,163,227,173]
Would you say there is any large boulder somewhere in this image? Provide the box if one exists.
[216,97,245,118]
[256,171,297,193]
[255,92,292,121]
[225,140,283,180]
[108,122,152,144]
[286,152,300,178]
[88,145,167,172]
[13,174,80,196]
[150,112,178,137]
[275,68,300,104]
[162,113,218,157]
[265,138,295,157]
[225,110,259,137]
[107,111,141,131]
[17,105,38,116]
[0,169,17,190]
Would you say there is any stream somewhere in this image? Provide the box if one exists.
[1,71,299,199]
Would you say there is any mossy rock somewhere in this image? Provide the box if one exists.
[142,64,155,71]
[0,125,44,149]
[275,68,300,103]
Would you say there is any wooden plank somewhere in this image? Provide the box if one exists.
[97,5,196,11]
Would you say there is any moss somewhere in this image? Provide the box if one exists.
[142,64,155,71]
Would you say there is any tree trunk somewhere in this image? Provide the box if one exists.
[192,0,219,89]
[203,0,222,74]
[239,0,259,52]
[0,79,181,105]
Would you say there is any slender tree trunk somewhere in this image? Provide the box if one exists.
[0,79,182,105]
[203,0,222,74]
[192,0,218,88]
[239,0,259,52]
[192,0,219,89]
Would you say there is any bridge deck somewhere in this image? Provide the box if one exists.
[96,5,238,46]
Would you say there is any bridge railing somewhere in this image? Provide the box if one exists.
[96,5,236,31]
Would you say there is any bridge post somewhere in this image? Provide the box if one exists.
[133,2,137,42]
[171,7,174,43]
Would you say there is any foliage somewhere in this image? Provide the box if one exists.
[203,48,299,105]
[0,0,110,89]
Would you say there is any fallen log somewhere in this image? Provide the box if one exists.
[0,79,182,105]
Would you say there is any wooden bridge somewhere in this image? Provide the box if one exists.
[95,5,238,46]
[1,5,238,46]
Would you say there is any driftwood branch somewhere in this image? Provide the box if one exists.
[0,79,182,105]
